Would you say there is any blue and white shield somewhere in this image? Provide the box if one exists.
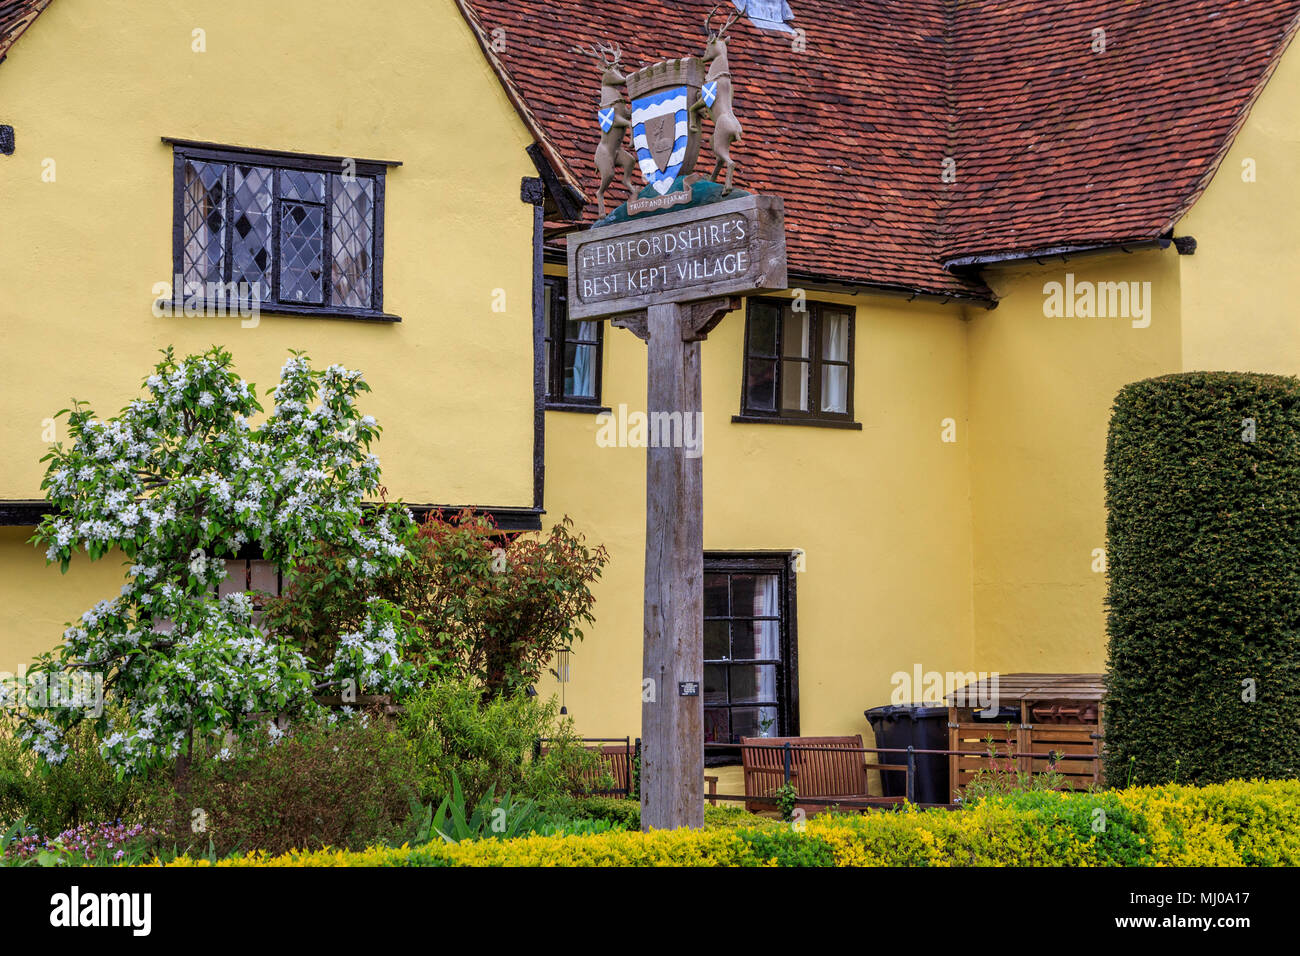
[631,85,689,195]
[597,107,616,133]
[701,81,718,109]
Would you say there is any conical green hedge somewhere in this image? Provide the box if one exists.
[1104,371,1300,785]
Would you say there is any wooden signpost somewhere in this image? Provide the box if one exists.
[570,6,788,831]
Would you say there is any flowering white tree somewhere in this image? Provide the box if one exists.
[18,346,416,779]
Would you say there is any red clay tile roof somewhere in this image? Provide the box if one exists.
[0,0,52,64]
[4,1,1295,298]
[943,0,1300,263]
[462,0,1300,300]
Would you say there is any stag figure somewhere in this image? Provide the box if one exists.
[689,4,744,194]
[576,41,637,217]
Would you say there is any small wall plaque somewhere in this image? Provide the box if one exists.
[0,126,14,156]
[678,681,700,697]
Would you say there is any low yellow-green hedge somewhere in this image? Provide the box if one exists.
[152,779,1300,867]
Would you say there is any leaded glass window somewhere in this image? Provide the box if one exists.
[280,200,325,305]
[171,143,389,318]
[231,165,273,301]
[331,178,375,309]
[181,160,226,289]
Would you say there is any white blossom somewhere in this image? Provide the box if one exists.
[22,348,415,775]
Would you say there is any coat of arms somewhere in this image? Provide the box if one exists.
[577,4,746,218]
[628,58,702,197]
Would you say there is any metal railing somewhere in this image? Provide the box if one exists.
[541,737,1103,809]
[700,739,1103,810]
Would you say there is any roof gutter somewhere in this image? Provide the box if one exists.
[943,235,1195,273]
[785,269,998,310]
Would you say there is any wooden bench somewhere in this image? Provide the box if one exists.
[537,741,636,796]
[581,743,636,796]
[540,739,719,804]
[741,735,905,813]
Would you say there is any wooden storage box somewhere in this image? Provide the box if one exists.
[946,673,1105,799]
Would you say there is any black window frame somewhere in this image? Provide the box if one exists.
[543,275,606,411]
[734,296,861,429]
[703,551,800,766]
[167,139,399,322]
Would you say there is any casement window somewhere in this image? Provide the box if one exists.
[218,559,283,629]
[168,140,395,321]
[543,276,605,410]
[152,558,282,636]
[703,552,799,763]
[736,297,859,427]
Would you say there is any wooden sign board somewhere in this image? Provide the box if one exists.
[567,194,787,320]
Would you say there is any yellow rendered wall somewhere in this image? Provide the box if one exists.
[6,0,1290,748]
[0,0,538,668]
[538,271,976,753]
[967,251,1183,674]
[1176,34,1300,374]
[967,38,1300,675]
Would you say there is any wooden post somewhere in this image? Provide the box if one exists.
[622,296,738,832]
[640,301,705,831]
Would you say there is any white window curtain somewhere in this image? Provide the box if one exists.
[821,312,849,413]
[753,575,780,702]
[570,322,596,397]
